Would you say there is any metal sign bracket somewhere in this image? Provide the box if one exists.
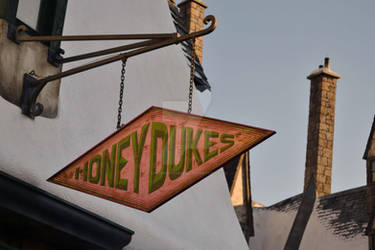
[16,15,217,119]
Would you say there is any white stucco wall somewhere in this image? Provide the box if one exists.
[0,1,248,249]
[250,208,297,250]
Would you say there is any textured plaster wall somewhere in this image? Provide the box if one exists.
[0,1,248,249]
[250,208,297,250]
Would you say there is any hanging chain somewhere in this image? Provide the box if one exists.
[188,38,196,114]
[116,39,194,126]
[117,59,127,129]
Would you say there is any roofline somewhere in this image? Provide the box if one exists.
[267,193,303,209]
[318,185,367,200]
[266,185,368,209]
[363,115,375,160]
[0,170,134,249]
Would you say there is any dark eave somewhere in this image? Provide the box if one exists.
[0,170,133,250]
[222,154,242,190]
[169,4,211,92]
[363,115,375,160]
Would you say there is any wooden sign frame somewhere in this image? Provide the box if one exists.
[48,106,275,212]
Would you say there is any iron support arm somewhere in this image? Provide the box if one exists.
[18,15,216,119]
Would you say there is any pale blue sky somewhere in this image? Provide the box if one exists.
[198,0,375,205]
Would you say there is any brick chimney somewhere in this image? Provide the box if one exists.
[178,0,207,62]
[304,58,341,197]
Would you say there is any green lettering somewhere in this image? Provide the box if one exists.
[220,134,235,153]
[131,123,150,193]
[204,130,219,162]
[186,128,203,172]
[149,122,168,193]
[75,168,79,180]
[100,144,116,187]
[83,162,88,181]
[168,126,186,180]
[89,155,101,184]
[116,136,130,190]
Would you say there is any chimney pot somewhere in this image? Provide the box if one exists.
[324,57,330,70]
[307,58,340,80]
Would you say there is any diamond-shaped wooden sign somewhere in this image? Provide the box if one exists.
[48,107,275,212]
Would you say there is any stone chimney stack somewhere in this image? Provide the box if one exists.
[304,58,341,197]
[178,0,207,62]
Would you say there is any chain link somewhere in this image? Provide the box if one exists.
[116,39,194,126]
[117,59,127,129]
[188,38,196,114]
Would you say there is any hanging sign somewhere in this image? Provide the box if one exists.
[48,107,275,212]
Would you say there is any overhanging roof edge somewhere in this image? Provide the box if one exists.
[0,170,134,250]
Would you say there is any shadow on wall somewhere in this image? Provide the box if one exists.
[0,20,61,118]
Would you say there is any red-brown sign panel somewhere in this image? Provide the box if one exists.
[48,107,275,212]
